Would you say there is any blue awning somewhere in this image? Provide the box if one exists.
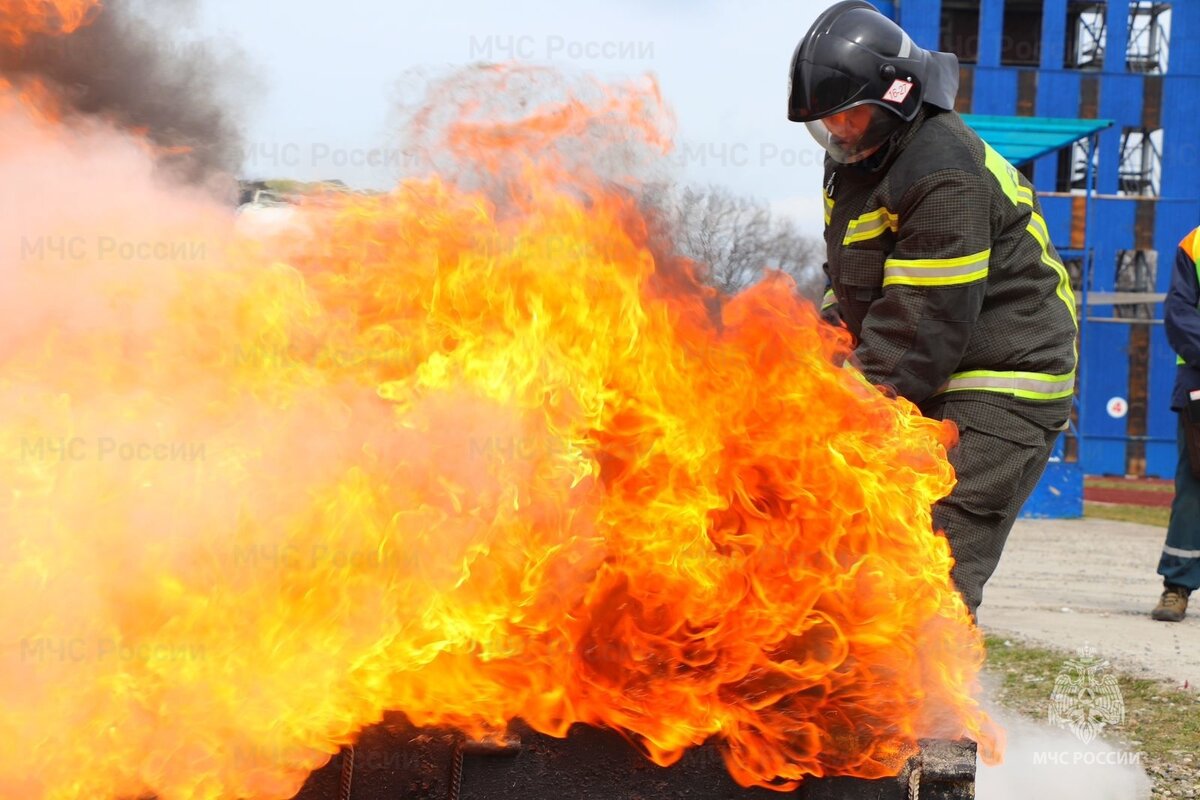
[960,115,1113,166]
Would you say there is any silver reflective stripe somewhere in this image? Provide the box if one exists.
[1163,545,1200,559]
[1027,212,1051,246]
[844,211,898,245]
[941,370,1075,399]
[883,250,990,287]
[821,289,837,309]
[1026,210,1078,325]
[851,217,890,236]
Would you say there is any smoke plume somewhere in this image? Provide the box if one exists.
[0,0,252,185]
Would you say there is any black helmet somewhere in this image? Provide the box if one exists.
[788,1,959,163]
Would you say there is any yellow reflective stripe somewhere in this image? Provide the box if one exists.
[984,142,1024,206]
[983,139,1073,332]
[823,189,835,225]
[821,289,837,310]
[939,370,1076,401]
[1026,211,1078,326]
[842,207,899,245]
[882,249,990,287]
[842,360,875,391]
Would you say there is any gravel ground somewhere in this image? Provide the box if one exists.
[979,518,1200,799]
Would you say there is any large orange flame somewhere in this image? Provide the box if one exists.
[0,64,998,799]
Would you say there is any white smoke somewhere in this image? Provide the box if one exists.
[977,706,1152,800]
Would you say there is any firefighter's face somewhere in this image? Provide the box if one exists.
[822,106,875,145]
[804,103,902,164]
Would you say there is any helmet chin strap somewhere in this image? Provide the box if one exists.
[853,107,926,172]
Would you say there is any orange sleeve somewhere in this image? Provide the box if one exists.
[1180,227,1200,262]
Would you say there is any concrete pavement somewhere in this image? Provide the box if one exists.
[980,517,1199,690]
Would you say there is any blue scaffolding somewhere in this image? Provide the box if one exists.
[869,0,1200,513]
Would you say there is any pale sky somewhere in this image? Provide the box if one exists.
[192,0,830,236]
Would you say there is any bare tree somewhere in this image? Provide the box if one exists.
[658,184,824,300]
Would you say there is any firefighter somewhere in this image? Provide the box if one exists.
[788,1,1077,617]
[1151,227,1200,622]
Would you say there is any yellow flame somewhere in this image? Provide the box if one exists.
[0,70,998,800]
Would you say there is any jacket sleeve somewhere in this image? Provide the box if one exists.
[820,167,842,326]
[854,168,992,404]
[1165,236,1200,367]
[820,271,843,326]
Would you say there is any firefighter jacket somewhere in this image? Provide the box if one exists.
[820,107,1077,430]
[1167,228,1200,412]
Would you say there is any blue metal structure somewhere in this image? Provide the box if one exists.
[961,114,1112,163]
[870,0,1200,480]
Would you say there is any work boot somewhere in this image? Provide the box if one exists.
[1151,584,1190,622]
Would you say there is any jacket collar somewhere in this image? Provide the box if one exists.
[850,105,933,175]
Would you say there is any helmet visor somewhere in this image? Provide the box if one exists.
[804,103,902,164]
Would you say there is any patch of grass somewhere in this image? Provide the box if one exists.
[984,635,1200,798]
[1086,478,1174,494]
[1084,502,1171,528]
